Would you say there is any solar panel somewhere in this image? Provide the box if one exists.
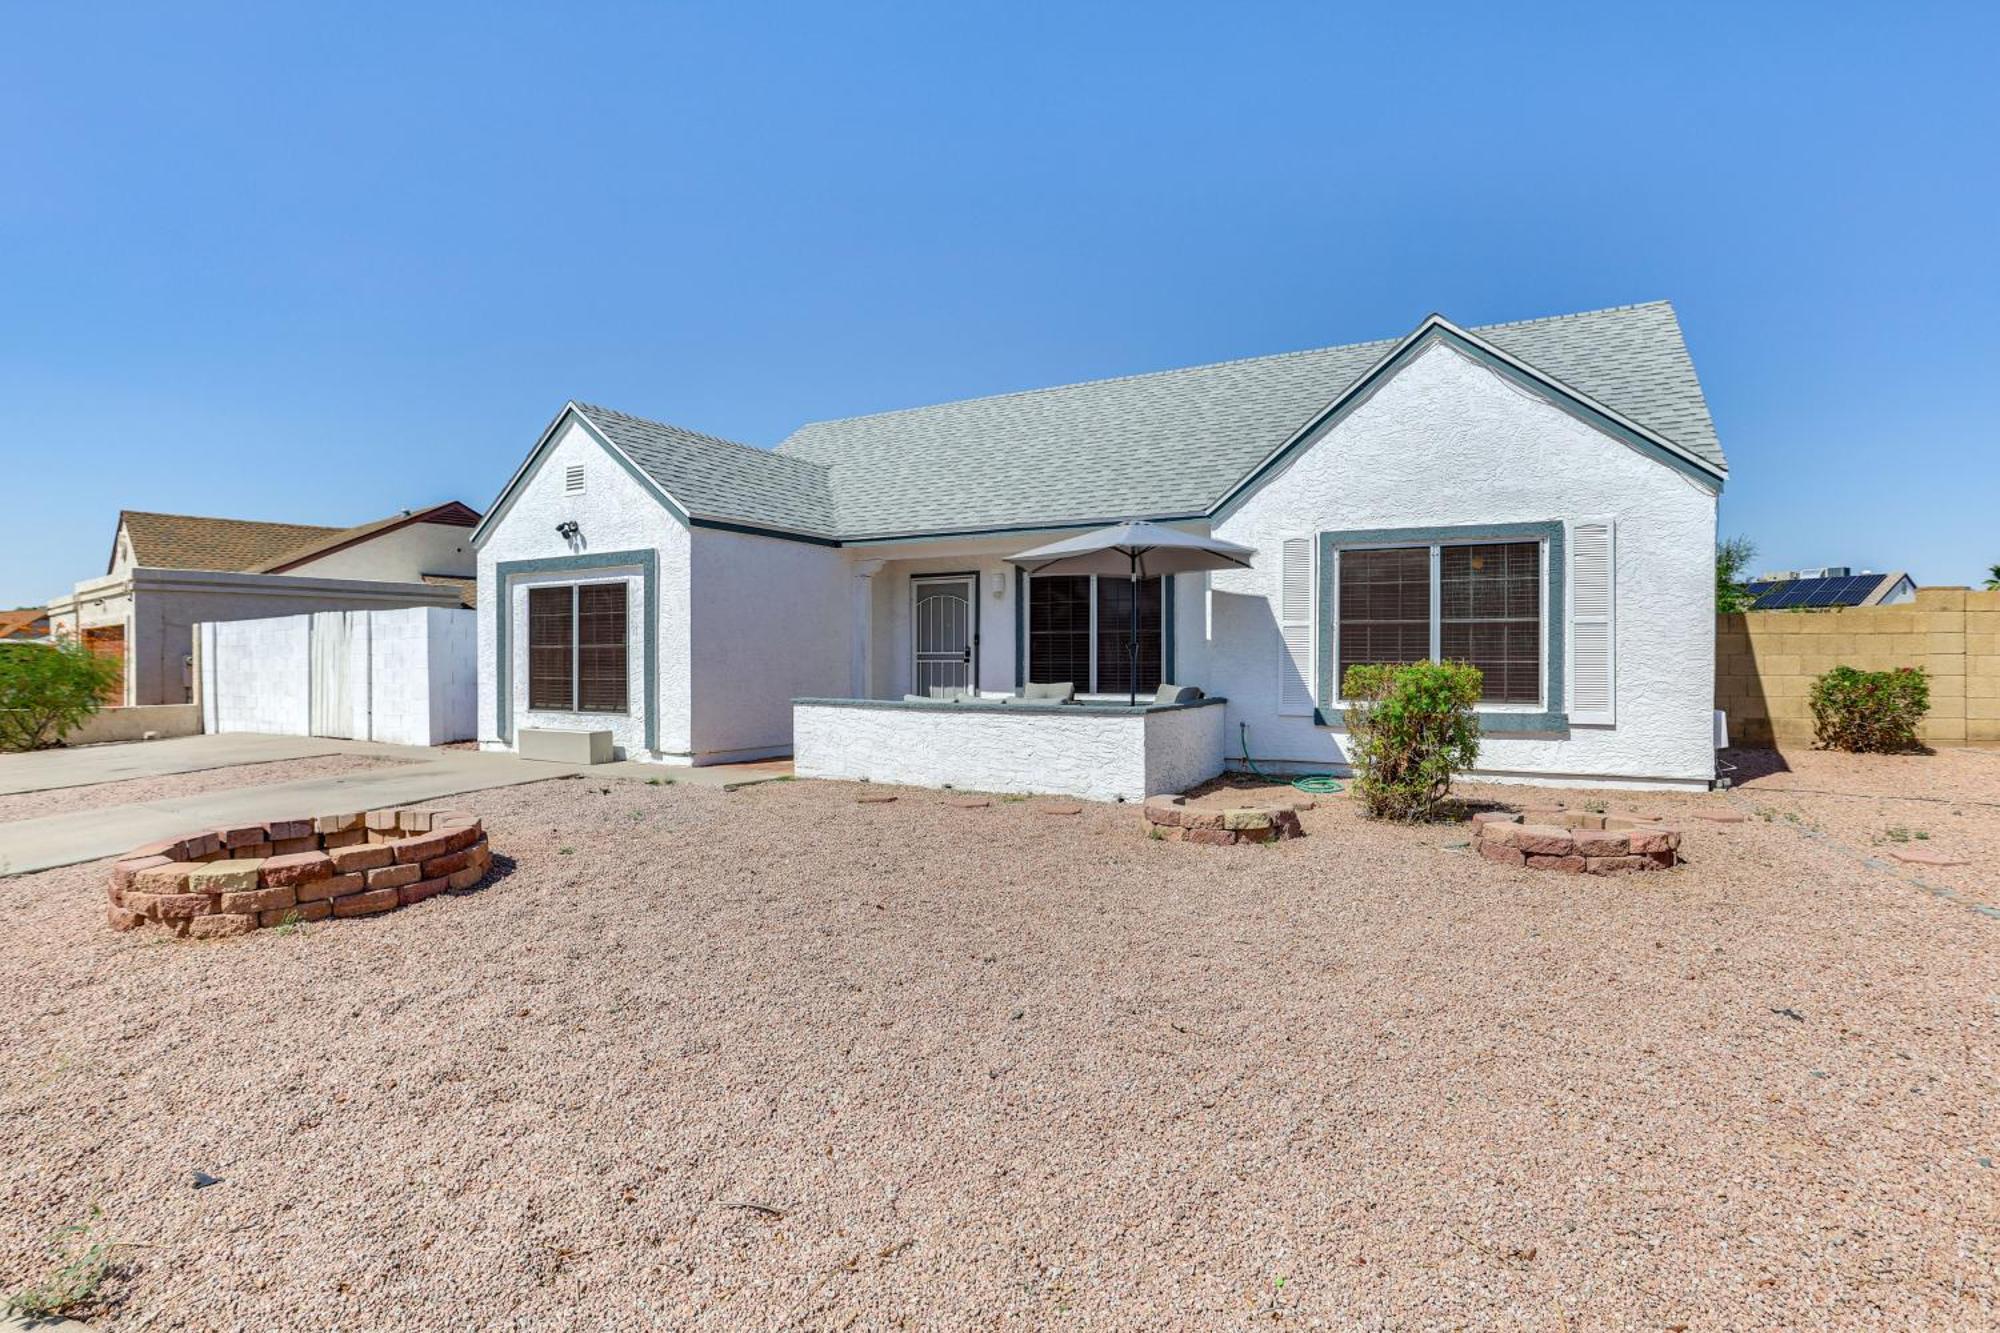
[1746,573,1887,611]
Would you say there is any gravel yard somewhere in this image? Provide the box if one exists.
[1,754,1994,1328]
[0,755,409,826]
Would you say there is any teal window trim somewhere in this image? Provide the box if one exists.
[494,549,659,752]
[1314,522,1567,735]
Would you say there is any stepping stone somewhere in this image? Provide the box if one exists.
[1036,804,1083,816]
[854,793,897,804]
[1889,848,1969,867]
[1693,810,1747,823]
[948,797,991,809]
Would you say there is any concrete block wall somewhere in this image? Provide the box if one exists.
[1716,587,2000,748]
[367,608,434,745]
[426,607,478,745]
[201,608,477,745]
[205,617,311,735]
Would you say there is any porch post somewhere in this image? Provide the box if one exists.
[851,559,885,698]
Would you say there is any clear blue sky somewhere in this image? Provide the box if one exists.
[4,2,1996,606]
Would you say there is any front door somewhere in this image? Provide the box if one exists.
[911,575,976,696]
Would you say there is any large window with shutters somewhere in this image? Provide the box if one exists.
[1026,574,1164,694]
[1334,539,1544,706]
[527,582,629,713]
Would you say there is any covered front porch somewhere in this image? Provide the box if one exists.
[800,522,1246,802]
[842,530,1190,705]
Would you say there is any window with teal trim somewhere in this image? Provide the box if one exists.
[1334,538,1547,707]
[1336,547,1431,689]
[1441,541,1541,703]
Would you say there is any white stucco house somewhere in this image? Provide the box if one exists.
[473,301,1728,793]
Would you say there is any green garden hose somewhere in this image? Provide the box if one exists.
[1239,722,1342,795]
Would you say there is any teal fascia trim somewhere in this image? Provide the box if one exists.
[1163,573,1176,683]
[494,548,660,753]
[473,408,691,549]
[1210,328,1721,527]
[841,512,1207,549]
[689,517,841,547]
[1314,522,1568,736]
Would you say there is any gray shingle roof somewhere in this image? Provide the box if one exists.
[573,403,837,537]
[579,302,1722,542]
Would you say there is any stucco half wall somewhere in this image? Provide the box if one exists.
[793,698,1226,803]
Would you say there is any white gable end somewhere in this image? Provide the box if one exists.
[1199,338,1717,786]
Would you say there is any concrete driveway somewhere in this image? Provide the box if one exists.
[0,731,364,794]
[0,734,790,875]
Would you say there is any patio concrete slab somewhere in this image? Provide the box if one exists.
[0,736,794,875]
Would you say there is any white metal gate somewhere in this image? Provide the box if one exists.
[309,611,358,738]
[911,576,975,697]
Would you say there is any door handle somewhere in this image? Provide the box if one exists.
[962,646,971,664]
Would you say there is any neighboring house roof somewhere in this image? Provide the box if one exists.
[0,607,50,640]
[421,574,477,608]
[256,501,482,573]
[1744,571,1906,610]
[485,301,1725,546]
[115,510,346,574]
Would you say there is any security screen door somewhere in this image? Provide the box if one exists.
[911,576,976,696]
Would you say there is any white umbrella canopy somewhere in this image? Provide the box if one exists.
[1008,520,1256,704]
[1007,519,1256,577]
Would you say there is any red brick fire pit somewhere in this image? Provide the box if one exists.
[105,807,493,938]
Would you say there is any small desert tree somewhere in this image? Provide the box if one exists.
[1341,660,1483,821]
[1716,536,1758,613]
[0,638,122,752]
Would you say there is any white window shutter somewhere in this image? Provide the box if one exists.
[1568,520,1615,725]
[1276,535,1314,716]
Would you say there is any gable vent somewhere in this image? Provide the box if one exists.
[564,464,586,495]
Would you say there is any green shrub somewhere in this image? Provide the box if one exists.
[1341,660,1483,821]
[1807,664,1930,753]
[0,638,122,752]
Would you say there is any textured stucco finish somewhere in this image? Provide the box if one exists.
[793,701,1225,802]
[476,419,690,762]
[689,528,849,762]
[1192,341,1718,788]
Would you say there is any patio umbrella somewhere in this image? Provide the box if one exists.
[1008,519,1256,705]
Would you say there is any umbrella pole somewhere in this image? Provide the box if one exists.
[1129,551,1139,707]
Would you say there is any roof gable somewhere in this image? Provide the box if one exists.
[574,404,836,538]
